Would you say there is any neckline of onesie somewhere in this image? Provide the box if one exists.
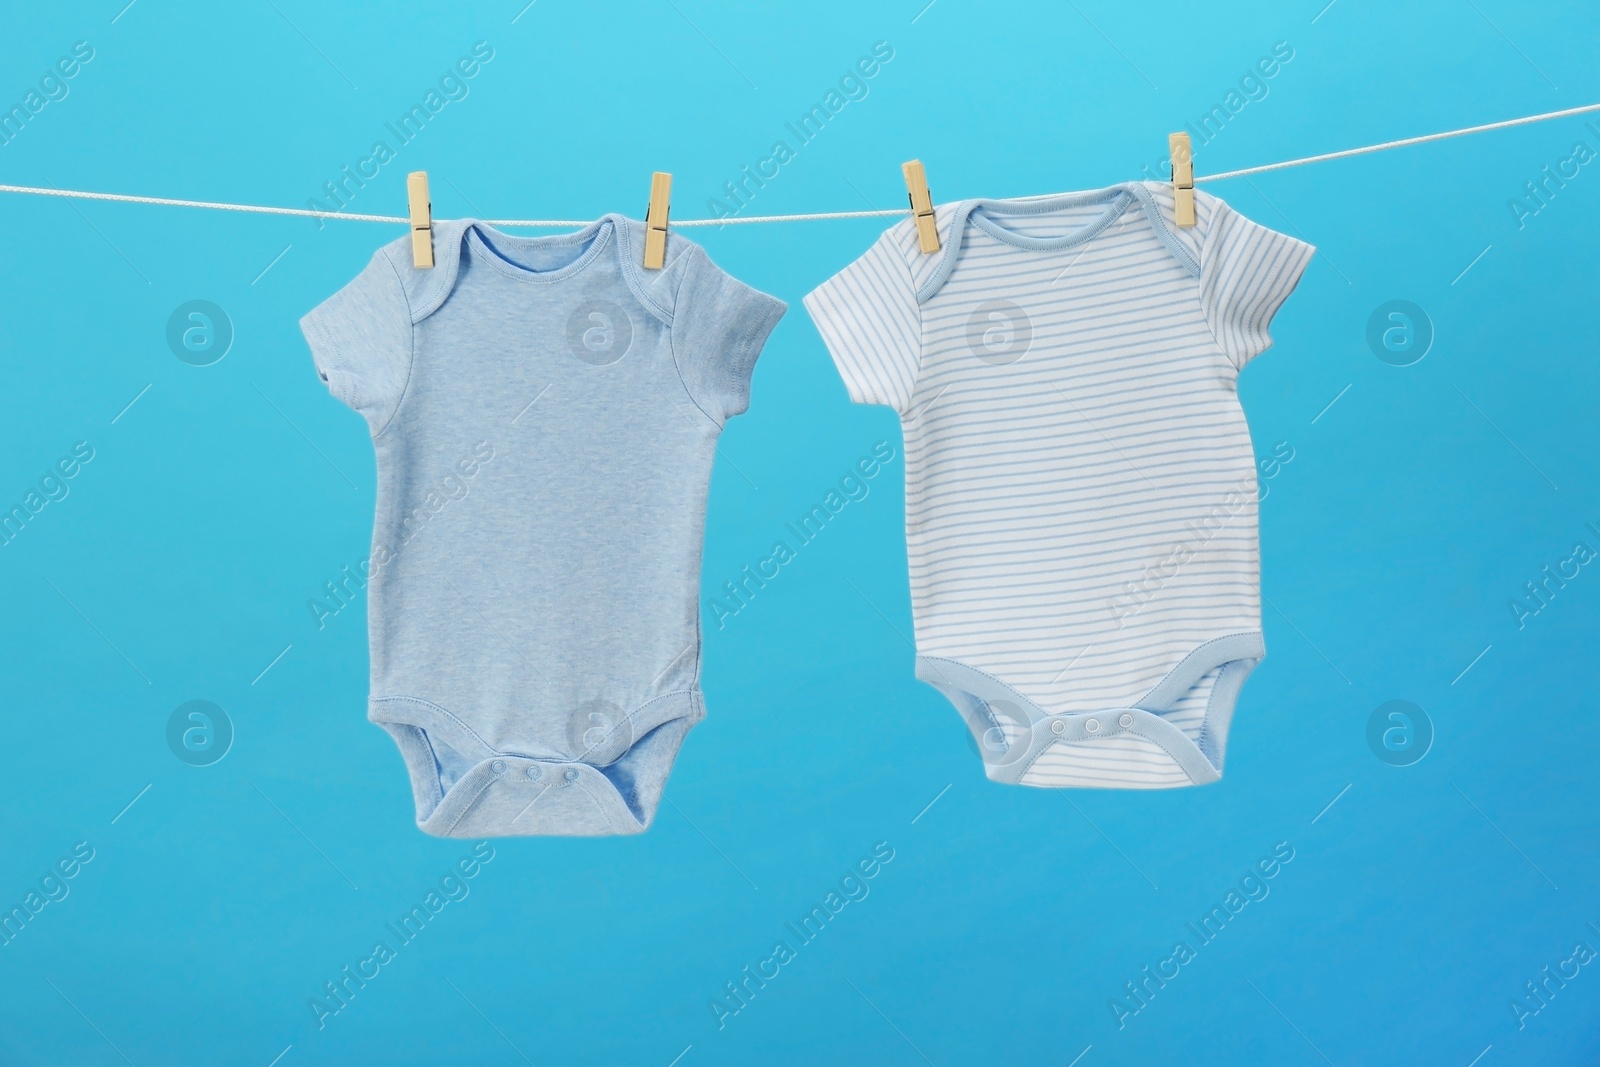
[916,183,1197,303]
[966,185,1138,251]
[463,215,618,284]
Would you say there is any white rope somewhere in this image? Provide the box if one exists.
[0,183,407,222]
[1,101,1595,228]
[623,208,908,227]
[1196,101,1600,183]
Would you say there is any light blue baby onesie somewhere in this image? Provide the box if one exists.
[301,216,785,837]
[806,183,1312,790]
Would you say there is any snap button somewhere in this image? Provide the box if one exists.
[1119,713,1134,728]
[563,768,580,782]
[490,759,507,774]
[525,765,542,781]
[1050,719,1066,736]
[1085,718,1100,734]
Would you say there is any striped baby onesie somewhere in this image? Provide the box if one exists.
[804,182,1312,789]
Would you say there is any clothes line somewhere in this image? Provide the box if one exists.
[1,101,1596,229]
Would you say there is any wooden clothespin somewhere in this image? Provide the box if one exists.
[902,160,939,253]
[643,171,672,270]
[1168,133,1196,228]
[407,171,434,268]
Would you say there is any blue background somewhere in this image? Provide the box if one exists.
[1,1,1597,1063]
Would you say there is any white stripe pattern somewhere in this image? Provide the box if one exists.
[806,182,1313,789]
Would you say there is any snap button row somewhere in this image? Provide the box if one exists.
[1043,714,1138,737]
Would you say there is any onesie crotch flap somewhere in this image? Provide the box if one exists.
[370,691,704,838]
[915,633,1263,791]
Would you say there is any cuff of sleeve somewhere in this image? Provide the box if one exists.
[299,310,357,409]
[1236,237,1316,370]
[721,293,787,420]
[801,286,874,408]
[1279,237,1316,292]
[1248,236,1312,369]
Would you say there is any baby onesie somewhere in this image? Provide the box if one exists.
[804,182,1312,789]
[301,216,785,836]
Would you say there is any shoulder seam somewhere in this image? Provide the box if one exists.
[897,229,926,417]
[666,243,722,428]
[1130,183,1200,278]
[408,220,469,321]
[372,247,417,440]
[1191,198,1243,375]
[616,218,675,327]
[913,208,964,304]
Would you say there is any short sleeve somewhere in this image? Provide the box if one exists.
[670,243,787,424]
[299,248,414,435]
[1199,196,1315,370]
[803,228,921,412]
